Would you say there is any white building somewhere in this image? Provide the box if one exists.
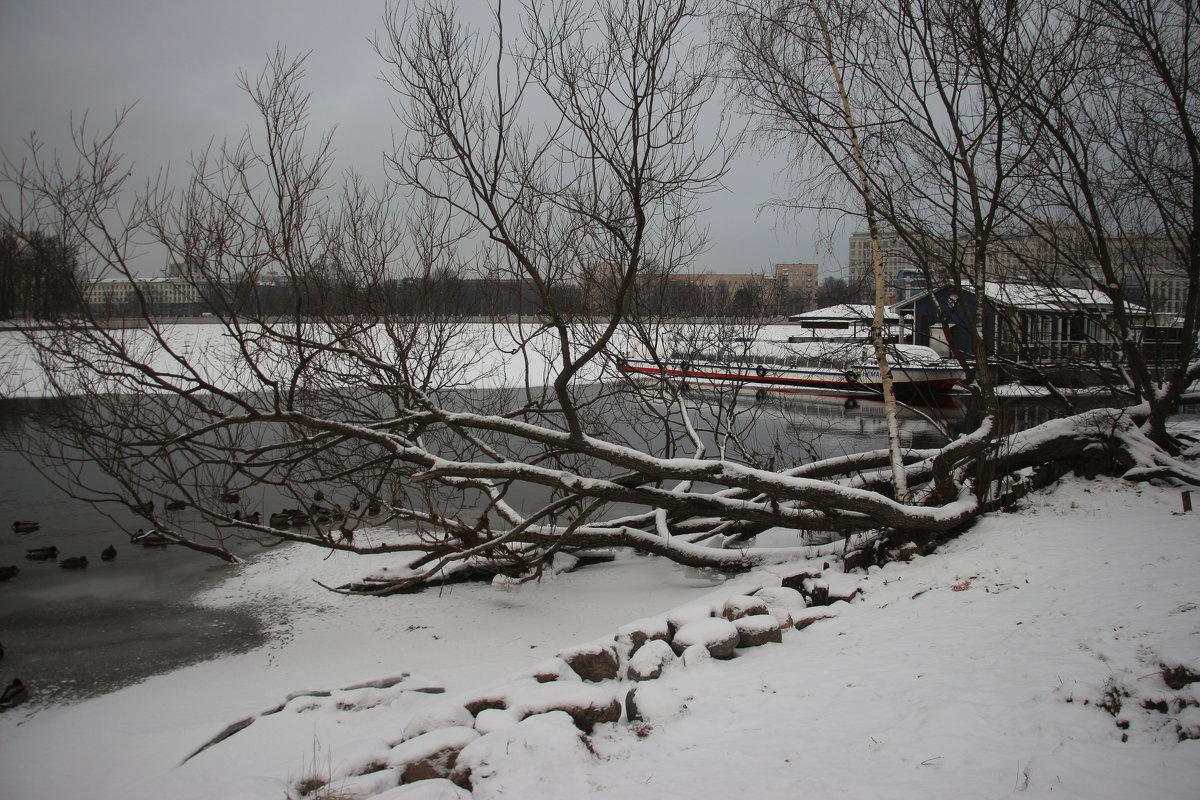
[85,275,203,316]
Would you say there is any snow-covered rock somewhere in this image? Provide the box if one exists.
[452,711,592,795]
[473,707,520,736]
[671,617,740,659]
[386,726,479,783]
[625,682,687,723]
[680,642,713,668]
[792,607,838,630]
[558,641,621,682]
[368,777,472,800]
[722,594,769,621]
[666,603,718,635]
[331,768,400,799]
[394,701,476,743]
[519,656,579,684]
[734,614,783,648]
[322,737,392,783]
[754,585,807,614]
[615,616,672,656]
[507,681,622,732]
[626,639,677,681]
[754,585,808,628]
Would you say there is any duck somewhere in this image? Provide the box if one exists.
[11,521,40,533]
[25,546,58,561]
[0,566,19,581]
[268,512,293,528]
[59,556,89,569]
[131,529,171,546]
[0,678,29,709]
[101,545,117,561]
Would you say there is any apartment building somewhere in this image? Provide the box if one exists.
[849,227,1190,317]
[773,262,818,311]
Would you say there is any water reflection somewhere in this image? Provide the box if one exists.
[675,383,969,463]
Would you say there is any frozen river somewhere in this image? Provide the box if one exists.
[0,379,1029,708]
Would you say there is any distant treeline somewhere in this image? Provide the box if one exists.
[0,230,83,320]
[201,271,830,319]
[0,229,858,321]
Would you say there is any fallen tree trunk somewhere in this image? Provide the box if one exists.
[337,404,1200,594]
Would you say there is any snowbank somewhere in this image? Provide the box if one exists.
[2,475,1199,799]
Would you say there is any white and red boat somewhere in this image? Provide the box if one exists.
[619,336,965,396]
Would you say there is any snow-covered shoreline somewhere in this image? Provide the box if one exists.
[2,322,1197,797]
[2,468,1198,799]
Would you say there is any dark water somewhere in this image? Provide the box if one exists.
[0,385,1082,708]
[0,402,267,706]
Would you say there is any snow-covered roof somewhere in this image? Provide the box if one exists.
[983,281,1120,311]
[90,275,191,285]
[892,282,1146,314]
[788,304,899,322]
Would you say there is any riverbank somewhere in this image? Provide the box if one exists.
[1,461,1198,798]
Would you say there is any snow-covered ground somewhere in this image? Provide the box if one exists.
[2,469,1198,799]
[2,323,1198,797]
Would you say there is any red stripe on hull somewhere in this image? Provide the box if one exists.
[618,363,961,394]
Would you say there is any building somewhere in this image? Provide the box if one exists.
[665,272,767,291]
[85,275,204,317]
[891,282,1147,371]
[773,263,819,311]
[851,225,1190,317]
[785,304,901,341]
[847,231,916,303]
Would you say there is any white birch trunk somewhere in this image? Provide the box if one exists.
[808,0,908,500]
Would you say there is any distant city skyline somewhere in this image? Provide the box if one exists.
[0,0,840,278]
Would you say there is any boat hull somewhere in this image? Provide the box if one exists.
[618,359,963,395]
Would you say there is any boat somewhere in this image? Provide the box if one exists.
[618,334,965,396]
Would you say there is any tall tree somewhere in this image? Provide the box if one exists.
[724,0,911,498]
[991,0,1200,447]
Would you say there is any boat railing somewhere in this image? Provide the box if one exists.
[664,348,857,372]
[997,341,1117,365]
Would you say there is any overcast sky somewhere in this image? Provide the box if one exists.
[0,0,839,276]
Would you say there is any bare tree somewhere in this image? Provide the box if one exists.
[986,0,1200,447]
[727,0,1200,428]
[723,0,913,499]
[1,0,1198,593]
